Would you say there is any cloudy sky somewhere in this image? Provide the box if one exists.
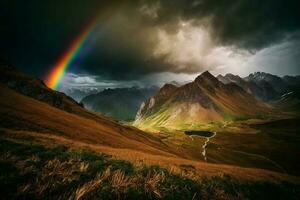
[1,0,300,90]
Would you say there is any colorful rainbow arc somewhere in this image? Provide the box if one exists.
[44,19,98,91]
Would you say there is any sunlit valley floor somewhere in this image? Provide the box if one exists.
[135,119,300,176]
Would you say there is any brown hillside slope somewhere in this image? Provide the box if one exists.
[0,84,174,157]
[0,84,298,183]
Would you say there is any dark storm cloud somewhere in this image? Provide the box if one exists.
[76,10,174,80]
[144,0,300,49]
[1,0,299,80]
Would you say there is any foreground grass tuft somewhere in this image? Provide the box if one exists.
[0,138,299,200]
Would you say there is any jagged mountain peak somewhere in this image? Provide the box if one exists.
[157,83,178,96]
[224,73,241,79]
[217,73,244,84]
[194,71,223,92]
[195,71,219,85]
[247,71,280,81]
[196,71,214,79]
[245,71,288,93]
[168,81,181,86]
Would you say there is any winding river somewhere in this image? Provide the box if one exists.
[185,131,216,161]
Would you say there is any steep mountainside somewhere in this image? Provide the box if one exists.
[217,74,280,101]
[81,87,158,121]
[283,75,300,86]
[135,71,273,129]
[244,72,288,94]
[273,85,300,112]
[218,72,300,112]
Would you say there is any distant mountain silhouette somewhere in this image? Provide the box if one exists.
[217,73,280,101]
[218,72,300,112]
[245,72,289,94]
[64,87,100,102]
[81,86,158,121]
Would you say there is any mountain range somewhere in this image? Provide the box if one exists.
[81,86,158,122]
[217,73,280,102]
[217,72,300,112]
[134,71,274,129]
[64,87,100,102]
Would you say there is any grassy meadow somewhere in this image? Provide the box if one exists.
[1,134,299,200]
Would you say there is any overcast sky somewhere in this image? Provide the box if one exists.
[1,0,300,89]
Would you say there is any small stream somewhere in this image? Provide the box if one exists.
[184,131,216,161]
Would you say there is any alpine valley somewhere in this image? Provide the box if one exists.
[2,1,300,199]
[1,60,300,200]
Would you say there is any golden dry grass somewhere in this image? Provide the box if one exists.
[0,135,299,200]
[74,168,111,200]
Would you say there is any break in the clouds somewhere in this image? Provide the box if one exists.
[1,0,300,83]
[152,21,251,74]
[64,73,137,89]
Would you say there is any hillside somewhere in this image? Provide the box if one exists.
[0,64,85,113]
[81,87,158,122]
[2,133,299,200]
[0,68,299,199]
[0,67,297,177]
[1,83,299,178]
[135,71,273,130]
[272,85,300,112]
[0,84,177,155]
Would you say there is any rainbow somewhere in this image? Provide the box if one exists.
[45,19,98,91]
